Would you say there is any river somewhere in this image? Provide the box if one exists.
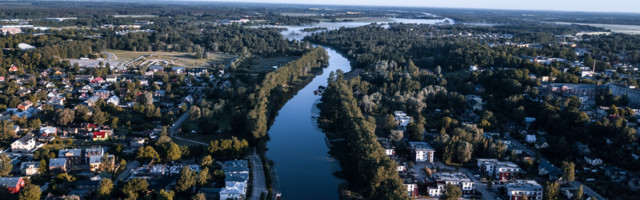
[264,18,451,199]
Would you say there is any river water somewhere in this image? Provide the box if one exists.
[264,18,451,199]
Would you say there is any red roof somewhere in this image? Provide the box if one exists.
[93,132,106,138]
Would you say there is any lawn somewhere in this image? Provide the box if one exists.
[242,56,297,73]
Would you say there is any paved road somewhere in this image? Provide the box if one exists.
[249,153,267,200]
[116,160,140,184]
[572,181,607,200]
[170,110,190,137]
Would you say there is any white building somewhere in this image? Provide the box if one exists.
[20,161,40,176]
[409,142,435,162]
[506,180,543,200]
[393,111,413,130]
[11,135,38,153]
[477,158,522,181]
[428,172,474,197]
[107,96,120,105]
[220,160,249,200]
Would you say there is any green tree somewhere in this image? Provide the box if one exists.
[544,181,559,200]
[165,142,182,162]
[175,166,196,193]
[97,178,113,200]
[197,167,210,186]
[201,155,213,167]
[0,120,16,140]
[136,146,160,162]
[56,108,75,126]
[384,114,397,131]
[19,184,41,200]
[562,161,575,182]
[0,154,12,176]
[38,159,47,174]
[574,185,583,200]
[121,178,149,200]
[442,183,462,200]
[157,189,175,200]
[406,121,424,141]
[191,193,206,200]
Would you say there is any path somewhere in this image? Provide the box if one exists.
[249,152,267,200]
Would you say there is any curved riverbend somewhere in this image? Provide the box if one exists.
[266,47,350,200]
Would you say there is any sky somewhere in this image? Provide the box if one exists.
[194,0,640,13]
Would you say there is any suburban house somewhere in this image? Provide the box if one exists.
[506,180,543,200]
[11,135,38,153]
[584,154,604,166]
[17,100,33,111]
[49,158,69,172]
[85,147,105,163]
[427,172,474,198]
[220,160,249,200]
[93,131,109,141]
[526,134,537,143]
[378,138,396,156]
[107,96,120,105]
[399,171,419,197]
[477,159,522,181]
[466,95,483,111]
[89,154,115,172]
[75,75,94,82]
[58,148,83,165]
[409,141,435,162]
[20,161,40,176]
[394,111,413,130]
[538,160,563,180]
[0,177,25,194]
[130,138,145,147]
[39,126,58,136]
[105,75,117,82]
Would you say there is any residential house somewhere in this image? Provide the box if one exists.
[394,111,413,130]
[75,75,94,82]
[39,126,57,136]
[0,177,25,194]
[92,132,108,141]
[85,96,100,107]
[20,161,40,176]
[378,138,396,156]
[93,90,110,99]
[58,148,83,165]
[107,96,120,105]
[105,75,117,82]
[604,166,628,183]
[78,85,93,93]
[535,137,549,149]
[188,68,208,77]
[171,67,186,74]
[584,154,603,166]
[148,65,164,73]
[526,134,537,143]
[427,172,474,197]
[506,180,543,200]
[130,138,145,147]
[17,100,33,111]
[538,159,563,180]
[477,159,522,181]
[220,160,249,200]
[89,154,115,172]
[409,142,435,162]
[466,95,483,111]
[399,172,419,197]
[85,147,104,163]
[11,135,38,152]
[49,158,69,172]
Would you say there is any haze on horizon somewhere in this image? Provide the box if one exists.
[192,0,640,13]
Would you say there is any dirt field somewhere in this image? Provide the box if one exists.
[107,50,236,68]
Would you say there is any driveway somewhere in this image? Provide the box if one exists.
[249,153,267,200]
[116,160,140,185]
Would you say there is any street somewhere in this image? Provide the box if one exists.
[249,153,268,200]
[116,160,140,185]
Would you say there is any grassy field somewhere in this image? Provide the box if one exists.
[243,56,297,73]
[107,50,236,68]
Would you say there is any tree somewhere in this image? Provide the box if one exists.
[175,166,196,193]
[19,184,41,200]
[56,108,75,126]
[384,114,396,131]
[157,189,175,200]
[406,122,424,141]
[92,109,108,126]
[389,130,404,142]
[201,155,213,167]
[121,178,149,200]
[0,120,16,140]
[97,178,113,200]
[0,154,12,176]
[165,142,182,162]
[191,193,206,200]
[562,161,575,182]
[544,181,559,200]
[144,92,154,105]
[38,159,47,174]
[189,106,201,121]
[136,146,159,162]
[442,183,462,200]
[574,185,583,200]
[197,167,210,186]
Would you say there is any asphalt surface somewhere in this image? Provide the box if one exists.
[116,160,140,184]
[249,153,268,200]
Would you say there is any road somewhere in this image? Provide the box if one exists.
[170,110,190,137]
[571,181,607,200]
[249,152,267,200]
[116,160,140,185]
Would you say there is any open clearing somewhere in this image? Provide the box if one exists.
[243,56,298,73]
[107,50,237,68]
